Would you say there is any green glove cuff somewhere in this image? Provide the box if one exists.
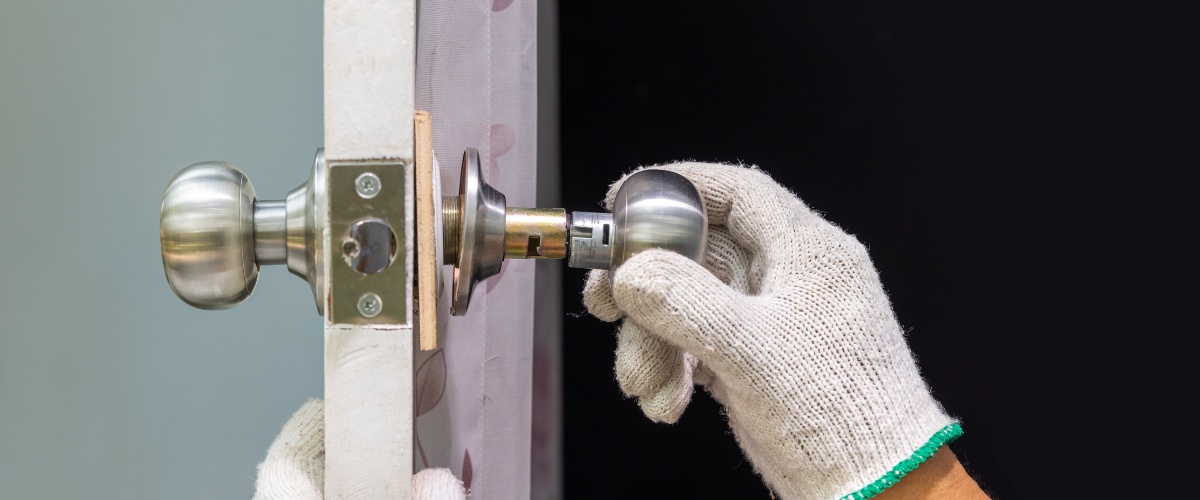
[839,423,965,500]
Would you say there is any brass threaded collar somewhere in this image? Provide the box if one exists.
[441,195,461,265]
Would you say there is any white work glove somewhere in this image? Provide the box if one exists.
[583,163,960,500]
[253,398,467,500]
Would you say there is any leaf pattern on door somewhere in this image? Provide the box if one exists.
[462,448,474,492]
[487,123,516,191]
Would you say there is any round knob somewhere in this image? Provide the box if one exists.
[159,150,326,313]
[610,169,708,270]
[160,162,259,309]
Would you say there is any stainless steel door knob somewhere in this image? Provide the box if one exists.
[160,150,326,311]
[574,168,708,272]
[159,161,257,309]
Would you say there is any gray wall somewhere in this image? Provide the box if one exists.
[1,2,325,498]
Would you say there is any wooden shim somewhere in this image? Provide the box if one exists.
[414,110,438,351]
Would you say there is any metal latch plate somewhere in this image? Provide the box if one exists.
[328,161,407,325]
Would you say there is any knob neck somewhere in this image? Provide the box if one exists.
[254,201,287,265]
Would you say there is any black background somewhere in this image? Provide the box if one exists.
[557,2,1179,499]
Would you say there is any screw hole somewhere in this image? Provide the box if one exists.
[342,240,360,257]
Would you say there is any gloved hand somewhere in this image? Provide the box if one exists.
[252,398,467,500]
[583,163,961,500]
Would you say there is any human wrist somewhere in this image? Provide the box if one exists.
[737,392,959,500]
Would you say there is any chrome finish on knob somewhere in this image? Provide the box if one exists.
[567,169,707,272]
[160,162,259,309]
[285,152,327,314]
[608,169,708,270]
[159,150,327,312]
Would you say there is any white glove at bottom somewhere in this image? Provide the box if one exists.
[253,398,467,500]
[583,163,960,500]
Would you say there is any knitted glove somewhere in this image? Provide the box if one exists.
[253,398,467,500]
[583,163,960,500]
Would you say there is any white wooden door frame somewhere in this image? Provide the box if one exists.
[322,0,416,496]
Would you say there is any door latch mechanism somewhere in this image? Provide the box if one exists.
[159,147,708,317]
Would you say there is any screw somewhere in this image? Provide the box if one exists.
[357,292,382,318]
[356,172,381,198]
